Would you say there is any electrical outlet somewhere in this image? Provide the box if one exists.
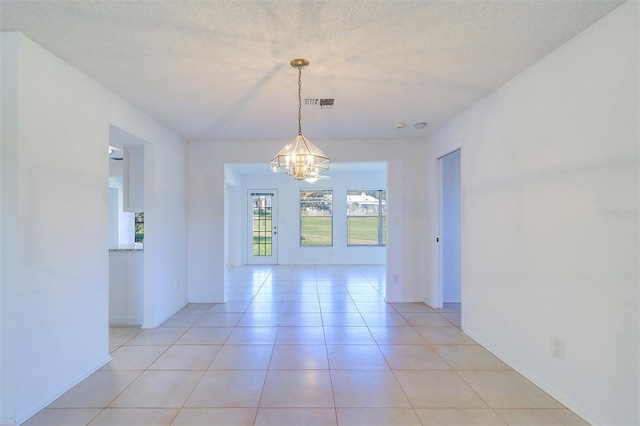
[393,275,399,284]
[551,336,564,360]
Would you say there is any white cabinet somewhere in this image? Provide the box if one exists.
[123,146,144,212]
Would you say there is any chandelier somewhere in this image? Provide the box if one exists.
[271,58,330,180]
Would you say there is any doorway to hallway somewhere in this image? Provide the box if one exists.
[438,150,461,323]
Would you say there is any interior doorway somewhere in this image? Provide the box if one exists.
[248,190,278,264]
[108,125,146,327]
[439,150,461,309]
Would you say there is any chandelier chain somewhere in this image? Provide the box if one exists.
[297,67,302,135]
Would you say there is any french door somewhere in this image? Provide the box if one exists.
[248,190,278,264]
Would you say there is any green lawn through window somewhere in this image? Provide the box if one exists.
[347,216,387,245]
[253,208,272,255]
[348,216,379,245]
[301,216,332,245]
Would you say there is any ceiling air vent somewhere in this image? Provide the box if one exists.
[304,98,335,109]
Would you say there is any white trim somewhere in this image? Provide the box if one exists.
[247,189,278,265]
[433,156,443,309]
[428,143,463,308]
[432,146,462,309]
[434,144,462,160]
[142,307,178,329]
[109,316,142,326]
[16,355,113,425]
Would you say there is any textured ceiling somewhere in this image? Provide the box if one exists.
[0,0,623,141]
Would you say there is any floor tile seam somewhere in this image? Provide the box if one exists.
[102,369,146,410]
[107,403,199,409]
[490,407,521,426]
[111,332,143,348]
[257,403,337,409]
[251,368,271,421]
[202,338,226,371]
[172,369,212,412]
[381,364,420,414]
[333,403,418,410]
[120,327,144,346]
[79,406,105,426]
[166,406,182,426]
[378,340,452,371]
[448,365,505,411]
[143,325,194,347]
[264,338,276,372]
[412,324,480,346]
[388,338,455,370]
[436,310,460,327]
[427,345,516,372]
[323,346,340,426]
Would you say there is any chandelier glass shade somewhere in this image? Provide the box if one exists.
[271,59,330,180]
[270,134,330,180]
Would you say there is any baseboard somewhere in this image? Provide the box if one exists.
[142,304,186,329]
[15,354,112,425]
[463,328,600,426]
[1,417,15,425]
[109,315,142,326]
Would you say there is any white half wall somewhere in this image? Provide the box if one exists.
[188,139,428,303]
[0,33,187,424]
[427,3,638,425]
[109,250,144,325]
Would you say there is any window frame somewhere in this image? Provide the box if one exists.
[299,189,333,247]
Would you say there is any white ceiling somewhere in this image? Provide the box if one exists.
[0,0,623,141]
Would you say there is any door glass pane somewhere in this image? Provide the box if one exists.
[252,195,272,256]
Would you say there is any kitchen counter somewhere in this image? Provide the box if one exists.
[109,243,143,251]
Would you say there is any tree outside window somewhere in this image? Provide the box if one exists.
[135,212,144,243]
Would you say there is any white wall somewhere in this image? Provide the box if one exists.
[0,31,19,426]
[108,187,119,248]
[223,165,244,266]
[108,176,135,248]
[441,150,461,303]
[0,33,188,424]
[427,3,638,425]
[188,139,428,303]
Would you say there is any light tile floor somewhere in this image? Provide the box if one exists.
[25,265,587,425]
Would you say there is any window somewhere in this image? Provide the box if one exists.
[300,190,332,246]
[347,190,386,246]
